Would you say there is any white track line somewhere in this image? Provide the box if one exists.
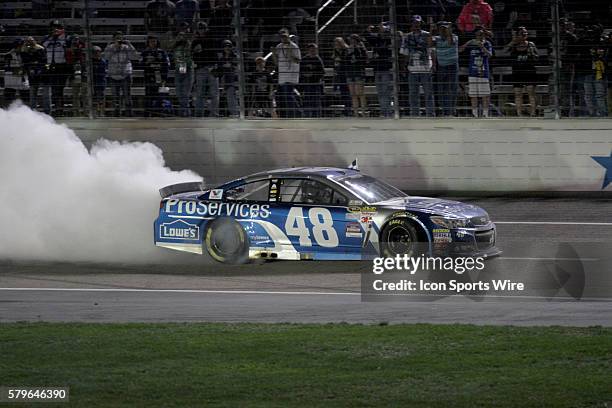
[495,221,612,226]
[0,287,360,296]
[0,287,609,302]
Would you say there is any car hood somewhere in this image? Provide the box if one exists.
[376,196,488,218]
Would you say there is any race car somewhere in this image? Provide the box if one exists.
[154,167,501,263]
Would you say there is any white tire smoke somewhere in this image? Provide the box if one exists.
[0,104,201,263]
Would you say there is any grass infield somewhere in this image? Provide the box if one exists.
[1,323,610,407]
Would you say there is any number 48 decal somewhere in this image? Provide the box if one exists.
[285,207,339,247]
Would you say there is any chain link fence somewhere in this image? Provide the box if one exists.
[1,0,610,119]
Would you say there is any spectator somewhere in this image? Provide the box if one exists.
[175,0,200,32]
[20,36,46,110]
[272,29,301,118]
[145,0,176,50]
[410,0,451,23]
[141,35,170,117]
[209,0,234,42]
[248,56,274,117]
[457,0,493,35]
[172,31,194,117]
[560,19,579,116]
[506,26,538,117]
[66,34,87,116]
[592,43,608,117]
[347,34,368,117]
[191,21,220,117]
[41,20,70,116]
[581,29,608,117]
[3,38,29,106]
[400,15,435,117]
[300,43,325,118]
[103,31,140,117]
[283,6,314,35]
[460,26,493,117]
[367,23,393,118]
[433,21,459,116]
[219,39,239,117]
[606,33,612,117]
[573,26,600,117]
[332,36,352,116]
[91,45,107,117]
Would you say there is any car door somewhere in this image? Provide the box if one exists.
[223,179,277,250]
[268,177,363,259]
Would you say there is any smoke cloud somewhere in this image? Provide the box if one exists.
[0,104,201,263]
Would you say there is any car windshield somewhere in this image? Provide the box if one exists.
[334,174,408,203]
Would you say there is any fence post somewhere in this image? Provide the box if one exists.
[234,0,247,120]
[83,0,95,119]
[389,0,401,119]
[550,0,562,119]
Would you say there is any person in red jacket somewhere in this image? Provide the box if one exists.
[457,0,493,34]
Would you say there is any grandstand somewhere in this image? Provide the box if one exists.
[0,0,610,118]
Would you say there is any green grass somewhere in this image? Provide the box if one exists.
[1,323,610,407]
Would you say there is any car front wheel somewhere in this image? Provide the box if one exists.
[379,218,421,258]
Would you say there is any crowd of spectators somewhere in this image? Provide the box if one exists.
[0,0,611,118]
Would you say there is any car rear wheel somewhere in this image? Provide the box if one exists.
[205,218,249,264]
[379,218,421,258]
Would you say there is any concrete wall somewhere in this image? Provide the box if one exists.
[64,118,612,193]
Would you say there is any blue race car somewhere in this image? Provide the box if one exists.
[154,167,501,263]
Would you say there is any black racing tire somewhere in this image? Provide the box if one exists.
[204,218,249,264]
[379,218,422,258]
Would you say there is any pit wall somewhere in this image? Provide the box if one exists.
[64,119,612,193]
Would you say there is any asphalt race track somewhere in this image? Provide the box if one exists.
[1,198,611,326]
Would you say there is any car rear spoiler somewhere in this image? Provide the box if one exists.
[159,181,206,198]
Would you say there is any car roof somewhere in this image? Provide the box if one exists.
[244,167,361,181]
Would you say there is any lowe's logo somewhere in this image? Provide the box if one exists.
[160,219,199,240]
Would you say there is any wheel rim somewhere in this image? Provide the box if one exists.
[210,223,243,257]
[386,225,414,255]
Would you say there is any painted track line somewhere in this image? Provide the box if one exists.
[0,287,610,302]
[0,287,360,296]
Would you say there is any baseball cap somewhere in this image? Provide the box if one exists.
[437,21,451,28]
[411,15,422,23]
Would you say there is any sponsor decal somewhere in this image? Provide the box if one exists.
[348,206,377,213]
[348,206,377,224]
[159,219,200,240]
[348,199,363,206]
[432,228,450,233]
[209,189,223,200]
[360,215,373,224]
[456,230,468,238]
[433,228,452,244]
[165,200,271,218]
[346,222,362,238]
[250,234,270,241]
[269,179,279,200]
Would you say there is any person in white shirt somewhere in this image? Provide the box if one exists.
[400,15,435,117]
[272,29,301,118]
